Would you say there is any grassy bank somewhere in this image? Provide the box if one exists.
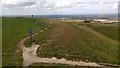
[2,17,49,66]
[83,24,118,41]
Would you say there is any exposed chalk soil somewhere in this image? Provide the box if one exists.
[22,43,100,66]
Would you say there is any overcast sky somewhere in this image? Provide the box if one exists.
[1,0,119,15]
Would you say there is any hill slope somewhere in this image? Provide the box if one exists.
[25,20,118,64]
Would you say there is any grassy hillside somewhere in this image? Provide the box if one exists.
[25,21,118,64]
[84,24,118,41]
[2,17,49,66]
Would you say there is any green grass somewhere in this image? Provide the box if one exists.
[2,17,49,66]
[25,21,118,64]
[84,24,118,41]
[0,17,2,67]
[29,63,81,68]
[24,22,54,46]
[29,63,106,68]
[29,62,70,66]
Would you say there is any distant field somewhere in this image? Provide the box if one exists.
[25,21,118,65]
[2,17,49,66]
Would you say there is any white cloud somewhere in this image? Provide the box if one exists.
[98,2,104,5]
[113,3,118,9]
[1,0,17,4]
[54,1,72,7]
[98,7,106,10]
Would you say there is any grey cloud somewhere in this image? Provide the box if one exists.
[16,2,36,6]
[3,2,37,9]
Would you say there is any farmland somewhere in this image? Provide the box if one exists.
[25,20,118,65]
[2,17,49,66]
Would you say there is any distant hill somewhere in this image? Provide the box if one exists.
[2,14,118,20]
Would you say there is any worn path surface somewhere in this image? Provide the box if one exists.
[18,22,101,66]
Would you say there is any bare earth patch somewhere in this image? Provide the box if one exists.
[22,43,101,66]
